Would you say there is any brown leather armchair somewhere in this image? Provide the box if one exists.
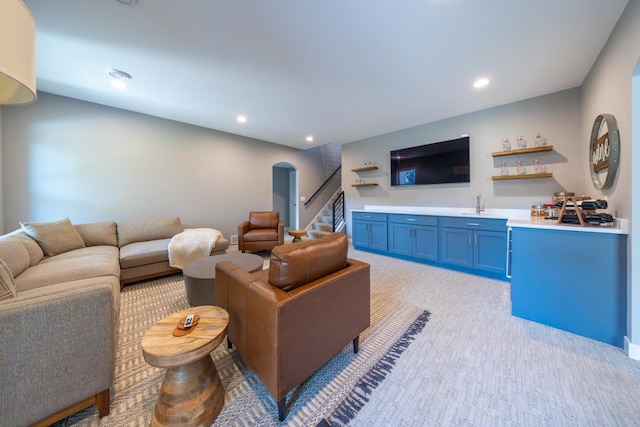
[238,211,284,253]
[215,233,370,421]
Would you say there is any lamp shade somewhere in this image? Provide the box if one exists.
[0,0,36,105]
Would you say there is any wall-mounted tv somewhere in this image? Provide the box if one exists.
[390,136,470,186]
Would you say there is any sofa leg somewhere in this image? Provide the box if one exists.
[96,389,110,418]
[353,335,360,353]
[277,397,286,421]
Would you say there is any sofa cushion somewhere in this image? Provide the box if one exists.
[20,217,86,257]
[14,255,120,293]
[268,233,348,292]
[0,258,17,301]
[38,246,120,264]
[119,238,172,269]
[243,228,279,242]
[12,233,45,267]
[249,211,279,229]
[117,217,182,247]
[0,237,31,277]
[75,221,118,247]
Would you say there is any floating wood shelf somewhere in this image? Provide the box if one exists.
[492,146,554,157]
[352,166,378,172]
[492,173,553,180]
[352,183,379,187]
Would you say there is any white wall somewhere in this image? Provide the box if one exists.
[0,93,329,238]
[580,0,640,353]
[342,88,583,225]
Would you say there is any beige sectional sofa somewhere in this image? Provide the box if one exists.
[0,216,228,427]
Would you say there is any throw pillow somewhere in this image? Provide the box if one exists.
[0,258,17,301]
[20,217,86,257]
[75,221,118,247]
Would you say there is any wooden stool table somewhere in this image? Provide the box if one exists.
[141,306,229,427]
[288,229,307,243]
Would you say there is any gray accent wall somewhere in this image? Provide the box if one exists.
[0,92,329,237]
[580,0,639,355]
[342,88,583,222]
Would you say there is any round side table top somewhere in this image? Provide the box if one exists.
[141,305,229,368]
[183,253,264,280]
[288,229,307,238]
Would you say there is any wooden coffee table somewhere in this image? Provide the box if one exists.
[287,229,307,243]
[141,306,229,427]
[183,253,263,306]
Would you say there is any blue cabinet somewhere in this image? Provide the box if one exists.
[352,211,508,281]
[511,227,627,347]
[387,214,438,261]
[439,217,507,279]
[352,212,387,252]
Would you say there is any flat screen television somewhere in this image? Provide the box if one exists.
[390,136,470,186]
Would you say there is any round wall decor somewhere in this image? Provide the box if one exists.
[589,113,620,190]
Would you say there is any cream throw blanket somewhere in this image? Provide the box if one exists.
[168,228,222,269]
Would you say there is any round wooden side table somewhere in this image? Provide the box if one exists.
[141,306,229,427]
[288,229,307,243]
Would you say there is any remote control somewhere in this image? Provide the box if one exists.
[183,314,195,328]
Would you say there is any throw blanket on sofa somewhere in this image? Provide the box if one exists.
[168,228,222,269]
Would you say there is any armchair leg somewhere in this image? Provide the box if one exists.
[277,397,286,422]
[353,335,360,353]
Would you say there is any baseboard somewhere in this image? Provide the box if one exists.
[624,336,640,360]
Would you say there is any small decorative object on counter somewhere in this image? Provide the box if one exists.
[516,136,527,149]
[530,203,549,217]
[502,137,511,150]
[516,160,526,175]
[500,161,509,176]
[533,133,547,147]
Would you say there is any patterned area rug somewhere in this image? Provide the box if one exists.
[60,274,429,426]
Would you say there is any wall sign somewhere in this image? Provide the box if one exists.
[589,114,620,190]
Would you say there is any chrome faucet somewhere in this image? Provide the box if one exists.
[475,194,484,214]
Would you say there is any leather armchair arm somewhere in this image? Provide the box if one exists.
[277,220,285,245]
[237,221,251,250]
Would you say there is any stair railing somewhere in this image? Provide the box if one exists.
[304,165,341,207]
[332,191,345,232]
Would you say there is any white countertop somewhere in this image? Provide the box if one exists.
[353,205,628,235]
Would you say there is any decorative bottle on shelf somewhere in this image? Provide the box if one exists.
[533,133,547,147]
[516,160,526,175]
[502,138,511,151]
[516,136,527,149]
[500,161,509,176]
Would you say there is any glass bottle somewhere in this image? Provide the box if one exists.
[502,138,511,151]
[533,133,547,147]
[500,161,509,176]
[516,136,527,149]
[516,160,525,175]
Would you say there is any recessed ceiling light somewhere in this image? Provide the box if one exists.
[237,115,248,123]
[116,0,137,5]
[473,78,490,89]
[108,69,131,90]
[109,69,131,80]
[306,136,314,142]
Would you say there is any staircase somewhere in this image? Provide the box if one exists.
[307,189,346,239]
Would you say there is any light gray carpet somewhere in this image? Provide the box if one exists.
[346,246,640,426]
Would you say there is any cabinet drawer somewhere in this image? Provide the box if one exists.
[439,216,506,231]
[388,214,437,226]
[352,211,387,222]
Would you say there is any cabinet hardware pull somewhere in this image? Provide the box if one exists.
[406,218,416,221]
[466,222,480,226]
